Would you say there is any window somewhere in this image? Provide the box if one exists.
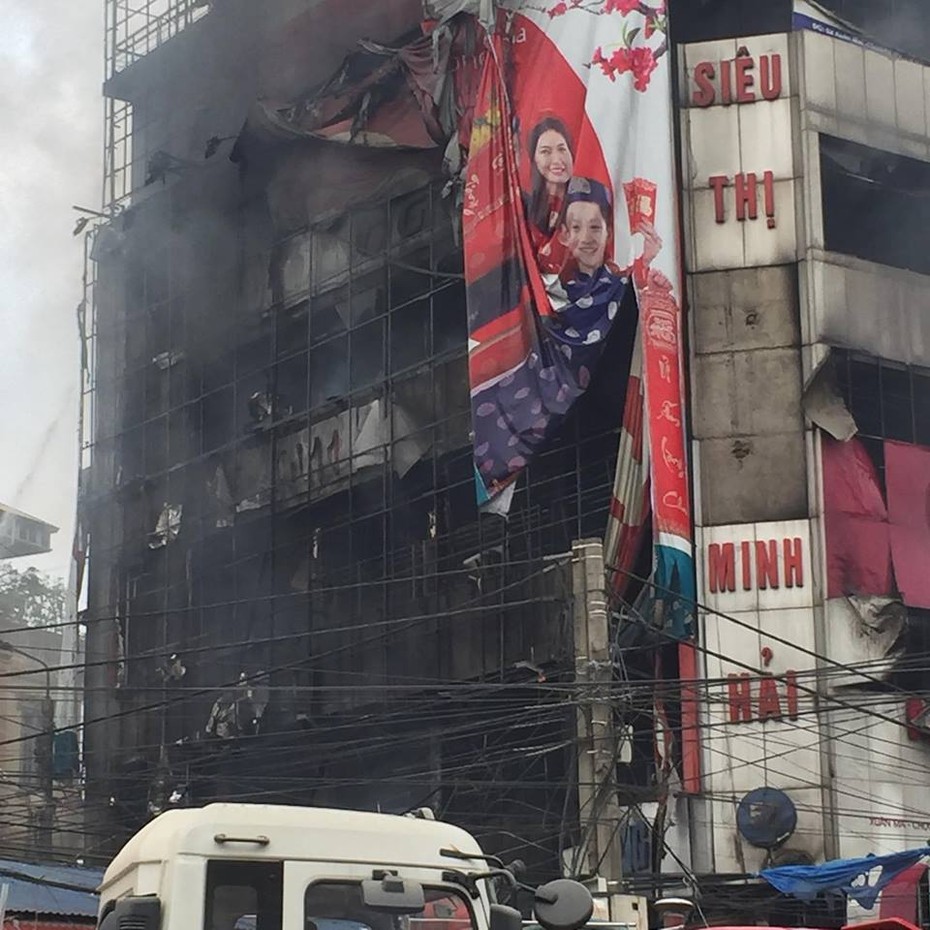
[835,350,930,447]
[304,882,475,930]
[821,134,930,277]
[204,860,282,930]
[303,185,464,408]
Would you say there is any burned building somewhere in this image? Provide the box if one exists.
[80,0,930,923]
[81,0,655,873]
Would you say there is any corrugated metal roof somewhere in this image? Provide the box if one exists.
[0,860,102,917]
[4,922,94,929]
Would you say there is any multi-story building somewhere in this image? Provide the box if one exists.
[0,504,57,561]
[0,628,83,861]
[83,0,628,877]
[0,507,82,859]
[672,1,930,922]
[81,0,930,923]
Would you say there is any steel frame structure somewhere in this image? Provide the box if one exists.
[103,0,210,209]
[106,0,210,79]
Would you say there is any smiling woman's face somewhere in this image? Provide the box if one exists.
[534,129,573,189]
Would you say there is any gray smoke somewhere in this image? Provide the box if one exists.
[0,2,101,578]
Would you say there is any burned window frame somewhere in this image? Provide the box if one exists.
[833,348,930,483]
[820,133,930,278]
[108,173,633,753]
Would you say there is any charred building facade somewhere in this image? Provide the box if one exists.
[82,0,641,874]
[81,0,930,923]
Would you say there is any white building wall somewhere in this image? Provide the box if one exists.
[795,26,930,869]
[682,22,930,885]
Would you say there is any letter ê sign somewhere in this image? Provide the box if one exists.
[691,50,783,107]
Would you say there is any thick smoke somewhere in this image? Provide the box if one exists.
[819,0,930,58]
[0,3,101,578]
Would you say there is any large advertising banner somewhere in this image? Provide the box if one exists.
[463,0,693,627]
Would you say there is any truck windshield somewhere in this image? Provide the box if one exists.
[305,882,475,930]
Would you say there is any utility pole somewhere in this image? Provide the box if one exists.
[38,693,55,855]
[571,539,623,886]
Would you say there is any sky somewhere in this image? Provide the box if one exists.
[0,2,102,581]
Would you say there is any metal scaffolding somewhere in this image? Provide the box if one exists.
[103,0,210,208]
[106,0,210,79]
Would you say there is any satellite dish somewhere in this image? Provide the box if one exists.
[737,787,797,849]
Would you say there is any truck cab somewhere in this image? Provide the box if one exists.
[96,803,592,930]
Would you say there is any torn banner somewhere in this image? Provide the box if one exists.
[823,437,930,609]
[462,1,693,630]
[761,846,930,909]
[234,0,694,632]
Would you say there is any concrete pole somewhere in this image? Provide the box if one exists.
[571,538,623,885]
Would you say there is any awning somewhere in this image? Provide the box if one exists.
[761,847,930,909]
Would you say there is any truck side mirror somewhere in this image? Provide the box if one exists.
[490,904,523,930]
[533,880,593,930]
[98,895,161,930]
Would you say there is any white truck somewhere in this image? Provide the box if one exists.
[96,803,594,930]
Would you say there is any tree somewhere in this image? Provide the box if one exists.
[0,565,67,630]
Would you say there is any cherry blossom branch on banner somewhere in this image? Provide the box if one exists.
[541,0,668,91]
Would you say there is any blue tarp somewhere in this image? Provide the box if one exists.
[760,846,930,909]
[0,858,103,917]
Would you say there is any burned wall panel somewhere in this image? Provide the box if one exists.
[690,266,808,525]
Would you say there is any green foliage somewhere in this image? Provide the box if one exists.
[0,565,67,629]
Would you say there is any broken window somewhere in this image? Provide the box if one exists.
[236,369,275,435]
[270,231,310,308]
[310,336,349,408]
[144,416,169,475]
[391,186,432,245]
[203,388,234,453]
[834,350,930,447]
[825,351,930,608]
[352,202,389,265]
[350,319,385,391]
[390,297,431,373]
[821,134,930,277]
[121,425,144,480]
[275,311,308,362]
[434,356,471,453]
[391,250,433,305]
[349,269,388,327]
[309,286,349,345]
[313,216,351,293]
[433,281,468,357]
[276,352,309,417]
